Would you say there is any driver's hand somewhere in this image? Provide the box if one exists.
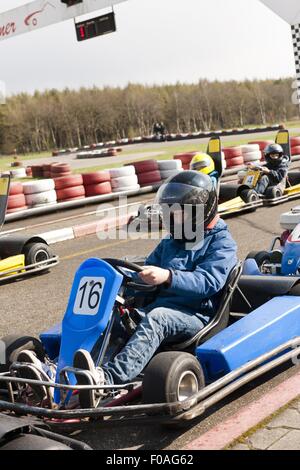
[139,266,172,286]
[261,167,270,174]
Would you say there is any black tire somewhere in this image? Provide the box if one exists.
[0,335,45,373]
[142,352,205,405]
[0,434,72,450]
[23,242,52,266]
[246,251,271,268]
[265,186,282,200]
[240,189,259,203]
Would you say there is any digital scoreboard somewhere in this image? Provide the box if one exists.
[75,12,116,41]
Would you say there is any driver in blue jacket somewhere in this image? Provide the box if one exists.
[18,171,238,408]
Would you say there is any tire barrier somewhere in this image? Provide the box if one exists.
[56,185,85,202]
[50,163,72,178]
[54,174,84,190]
[23,179,57,208]
[82,171,111,185]
[84,182,112,197]
[111,174,139,190]
[109,166,136,178]
[128,160,162,187]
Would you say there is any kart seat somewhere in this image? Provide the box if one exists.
[169,262,243,352]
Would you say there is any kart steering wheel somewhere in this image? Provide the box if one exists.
[103,258,159,292]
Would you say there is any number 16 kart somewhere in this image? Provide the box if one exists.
[1,255,300,428]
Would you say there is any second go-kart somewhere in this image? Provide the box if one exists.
[0,175,59,283]
[1,256,300,427]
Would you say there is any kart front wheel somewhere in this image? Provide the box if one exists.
[142,351,205,406]
[246,251,271,269]
[240,189,259,204]
[0,334,45,373]
[23,242,52,266]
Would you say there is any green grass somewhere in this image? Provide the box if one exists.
[2,120,300,175]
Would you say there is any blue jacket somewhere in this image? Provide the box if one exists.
[144,219,238,318]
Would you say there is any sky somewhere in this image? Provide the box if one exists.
[0,0,296,96]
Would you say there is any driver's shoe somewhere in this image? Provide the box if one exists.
[16,350,56,403]
[73,349,106,409]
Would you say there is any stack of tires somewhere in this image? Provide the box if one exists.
[248,140,274,161]
[290,137,300,157]
[129,160,162,187]
[157,160,182,181]
[173,153,197,170]
[42,164,52,178]
[82,172,112,197]
[55,174,86,202]
[50,163,72,179]
[31,165,44,178]
[240,144,262,166]
[109,166,140,193]
[7,182,27,214]
[23,180,57,208]
[223,147,244,168]
[10,167,27,178]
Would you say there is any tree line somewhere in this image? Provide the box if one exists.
[0,78,298,154]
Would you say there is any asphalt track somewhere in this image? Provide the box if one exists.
[1,196,300,449]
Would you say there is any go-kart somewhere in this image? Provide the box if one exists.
[1,256,300,428]
[0,175,59,283]
[219,129,300,213]
[246,205,300,276]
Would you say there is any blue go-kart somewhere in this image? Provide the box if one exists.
[1,256,300,427]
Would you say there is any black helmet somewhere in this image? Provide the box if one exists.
[264,143,284,164]
[155,171,218,245]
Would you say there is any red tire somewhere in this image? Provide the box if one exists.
[31,165,44,178]
[56,185,85,201]
[82,171,111,185]
[291,137,300,147]
[292,145,300,156]
[130,160,159,174]
[174,153,197,165]
[6,205,28,214]
[51,163,71,174]
[226,156,244,167]
[138,170,162,185]
[7,194,26,209]
[9,182,23,196]
[54,174,83,190]
[223,147,242,159]
[85,182,112,197]
[248,140,274,151]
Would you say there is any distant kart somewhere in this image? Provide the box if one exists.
[0,175,59,283]
[246,205,300,276]
[219,130,300,214]
[1,256,300,428]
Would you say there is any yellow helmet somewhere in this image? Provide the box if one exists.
[190,153,215,175]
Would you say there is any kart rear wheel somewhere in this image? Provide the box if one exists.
[246,251,271,269]
[23,242,52,266]
[0,334,45,373]
[265,186,283,200]
[143,352,205,405]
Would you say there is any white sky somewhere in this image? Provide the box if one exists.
[0,0,296,95]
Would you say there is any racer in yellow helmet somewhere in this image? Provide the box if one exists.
[190,153,219,189]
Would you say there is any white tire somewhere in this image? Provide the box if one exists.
[10,168,26,178]
[111,175,138,189]
[160,169,182,180]
[157,160,182,171]
[243,151,262,162]
[23,179,55,195]
[241,144,260,154]
[109,166,136,178]
[112,184,140,193]
[25,190,57,206]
